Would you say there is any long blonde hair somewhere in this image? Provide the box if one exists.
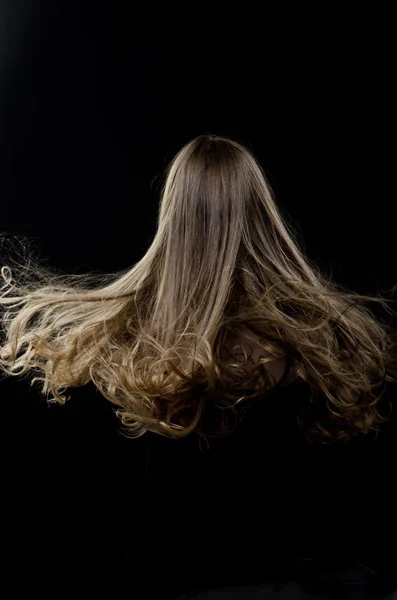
[1,133,397,446]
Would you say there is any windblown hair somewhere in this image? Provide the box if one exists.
[1,133,397,446]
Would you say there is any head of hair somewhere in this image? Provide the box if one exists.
[1,133,397,447]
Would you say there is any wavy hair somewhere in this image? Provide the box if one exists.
[1,133,397,446]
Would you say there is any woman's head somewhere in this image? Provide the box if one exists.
[144,133,317,346]
[1,132,397,447]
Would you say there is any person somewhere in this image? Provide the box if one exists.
[1,132,396,447]
[2,133,397,598]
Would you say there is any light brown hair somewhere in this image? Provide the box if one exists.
[1,133,397,446]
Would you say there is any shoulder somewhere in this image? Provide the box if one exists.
[224,324,298,387]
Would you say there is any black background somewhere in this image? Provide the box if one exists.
[1,2,396,598]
